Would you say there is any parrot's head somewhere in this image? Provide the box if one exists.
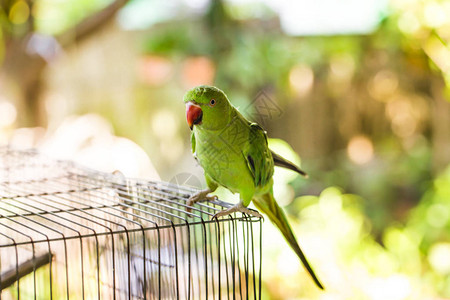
[184,85,232,130]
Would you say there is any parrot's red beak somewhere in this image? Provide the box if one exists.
[186,102,203,130]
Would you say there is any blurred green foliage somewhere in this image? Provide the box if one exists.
[35,0,114,34]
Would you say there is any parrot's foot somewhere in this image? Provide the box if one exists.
[186,189,218,212]
[212,203,263,219]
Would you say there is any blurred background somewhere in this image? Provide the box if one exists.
[1,0,450,298]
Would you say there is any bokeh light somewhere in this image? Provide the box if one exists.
[182,56,216,88]
[428,243,450,275]
[138,55,174,85]
[0,100,17,127]
[347,135,374,165]
[9,0,30,25]
[289,64,314,97]
[368,70,399,101]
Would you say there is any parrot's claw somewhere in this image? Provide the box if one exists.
[212,203,263,219]
[186,189,217,212]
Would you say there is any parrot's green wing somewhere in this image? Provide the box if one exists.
[242,123,274,188]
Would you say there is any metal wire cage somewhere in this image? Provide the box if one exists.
[0,148,262,299]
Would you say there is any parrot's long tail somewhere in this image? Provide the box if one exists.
[270,150,308,177]
[253,192,324,290]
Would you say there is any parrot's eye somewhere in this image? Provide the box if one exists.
[209,99,216,106]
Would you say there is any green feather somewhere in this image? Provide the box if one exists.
[191,132,196,154]
[243,123,273,188]
[253,192,324,289]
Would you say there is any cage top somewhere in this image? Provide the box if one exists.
[0,147,260,247]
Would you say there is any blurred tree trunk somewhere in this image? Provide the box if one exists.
[1,0,130,127]
[2,39,46,126]
[431,77,450,174]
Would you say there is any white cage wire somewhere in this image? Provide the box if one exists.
[0,148,262,299]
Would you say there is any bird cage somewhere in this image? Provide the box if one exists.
[0,147,262,299]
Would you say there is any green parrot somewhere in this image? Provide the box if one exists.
[183,85,324,290]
